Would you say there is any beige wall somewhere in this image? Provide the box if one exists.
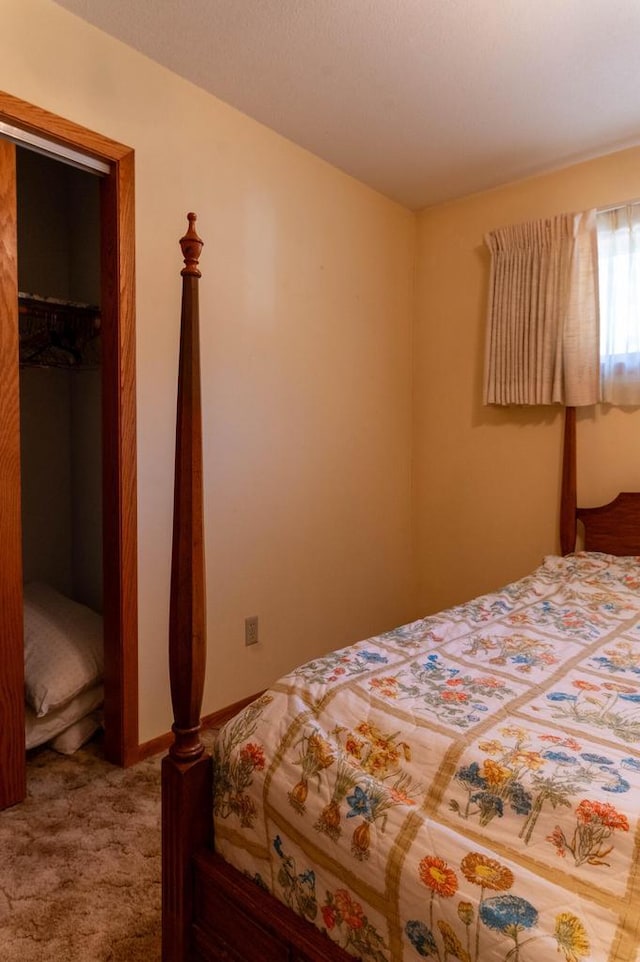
[0,0,415,742]
[414,147,640,615]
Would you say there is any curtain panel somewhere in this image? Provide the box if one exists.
[483,211,599,406]
[597,204,640,406]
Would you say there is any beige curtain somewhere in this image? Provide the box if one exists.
[484,211,599,406]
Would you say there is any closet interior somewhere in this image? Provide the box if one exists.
[18,146,106,756]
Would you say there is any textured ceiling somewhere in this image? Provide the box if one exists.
[54,0,640,209]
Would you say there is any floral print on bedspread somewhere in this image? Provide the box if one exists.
[530,668,640,746]
[213,692,273,829]
[212,552,640,962]
[504,600,610,643]
[586,636,640,679]
[440,625,583,683]
[442,721,638,896]
[290,645,390,686]
[363,653,525,730]
[379,617,451,651]
[400,838,612,962]
[271,831,390,961]
[287,719,424,862]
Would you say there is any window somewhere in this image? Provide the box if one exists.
[597,204,640,405]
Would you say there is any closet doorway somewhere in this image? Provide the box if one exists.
[0,92,137,809]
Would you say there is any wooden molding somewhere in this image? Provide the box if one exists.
[100,148,138,766]
[0,138,26,808]
[0,90,131,163]
[136,692,265,762]
[0,90,138,767]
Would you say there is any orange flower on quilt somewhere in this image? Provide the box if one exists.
[577,799,629,831]
[573,680,601,692]
[307,733,335,770]
[333,889,365,930]
[603,681,637,693]
[482,759,511,789]
[369,677,399,698]
[239,742,266,770]
[418,856,459,898]
[513,750,544,771]
[441,689,469,702]
[321,903,337,930]
[460,853,514,892]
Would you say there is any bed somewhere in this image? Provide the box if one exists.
[162,215,640,962]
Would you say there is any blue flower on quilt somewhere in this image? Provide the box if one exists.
[619,693,640,702]
[546,692,578,702]
[346,786,374,820]
[511,654,534,665]
[541,750,578,764]
[456,762,484,787]
[358,651,388,663]
[479,894,539,933]
[509,781,533,815]
[591,655,640,675]
[490,599,511,615]
[621,756,640,771]
[421,654,442,669]
[405,919,438,957]
[602,776,630,793]
[580,752,614,765]
[471,791,504,819]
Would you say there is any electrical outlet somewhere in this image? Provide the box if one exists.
[245,615,259,646]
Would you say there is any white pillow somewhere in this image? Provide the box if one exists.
[25,684,104,750]
[51,710,103,755]
[24,582,104,717]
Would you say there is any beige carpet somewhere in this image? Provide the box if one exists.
[0,736,172,962]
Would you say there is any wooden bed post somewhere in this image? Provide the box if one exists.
[162,214,213,962]
[560,405,577,555]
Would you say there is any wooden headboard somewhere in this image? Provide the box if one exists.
[560,406,640,556]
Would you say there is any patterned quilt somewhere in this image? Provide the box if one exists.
[213,553,640,962]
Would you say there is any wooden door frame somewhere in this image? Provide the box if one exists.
[0,137,25,807]
[0,90,138,767]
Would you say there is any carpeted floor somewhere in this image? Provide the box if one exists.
[0,732,214,962]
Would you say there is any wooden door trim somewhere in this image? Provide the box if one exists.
[0,90,138,766]
[0,138,26,807]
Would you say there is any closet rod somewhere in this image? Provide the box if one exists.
[0,120,110,176]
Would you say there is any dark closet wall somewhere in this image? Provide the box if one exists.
[17,148,103,612]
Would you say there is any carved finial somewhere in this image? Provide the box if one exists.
[180,212,203,277]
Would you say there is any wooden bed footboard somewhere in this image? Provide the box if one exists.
[162,216,352,962]
[162,213,213,961]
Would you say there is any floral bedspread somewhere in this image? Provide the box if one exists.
[213,553,640,962]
